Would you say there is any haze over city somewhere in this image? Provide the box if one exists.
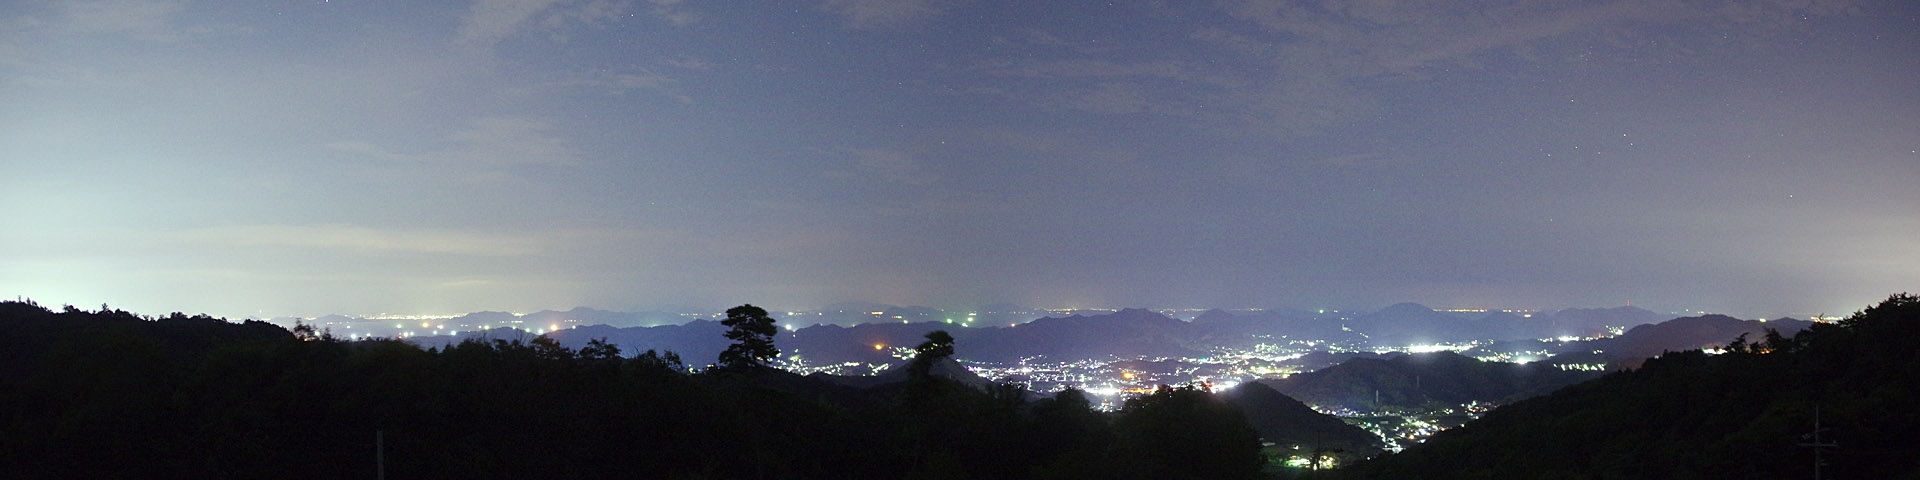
[4,1,1915,320]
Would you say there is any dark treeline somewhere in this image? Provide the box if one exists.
[0,301,1262,480]
[1321,293,1920,479]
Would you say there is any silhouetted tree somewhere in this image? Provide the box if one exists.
[909,330,956,378]
[1111,385,1264,480]
[580,337,622,360]
[1031,387,1115,479]
[1727,331,1753,354]
[635,349,683,370]
[531,335,574,360]
[717,304,780,370]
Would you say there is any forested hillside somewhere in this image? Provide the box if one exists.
[0,301,1263,479]
[1326,294,1920,479]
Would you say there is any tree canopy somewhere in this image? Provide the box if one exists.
[908,329,956,378]
[716,304,780,370]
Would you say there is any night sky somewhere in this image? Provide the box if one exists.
[3,1,1915,320]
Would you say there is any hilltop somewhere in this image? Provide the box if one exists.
[1325,294,1920,479]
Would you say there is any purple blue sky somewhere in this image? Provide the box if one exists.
[3,1,1915,319]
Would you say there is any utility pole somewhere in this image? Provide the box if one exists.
[1797,405,1837,480]
[376,429,386,480]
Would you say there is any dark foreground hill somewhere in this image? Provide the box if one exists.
[0,300,1269,480]
[1264,351,1603,414]
[1220,382,1384,456]
[1570,314,1814,369]
[1323,294,1920,479]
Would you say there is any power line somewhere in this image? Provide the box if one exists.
[1797,404,1838,480]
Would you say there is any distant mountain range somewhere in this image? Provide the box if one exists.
[1186,304,1670,350]
[1471,314,1816,370]
[1262,315,1816,414]
[399,302,1820,431]
[403,303,1680,369]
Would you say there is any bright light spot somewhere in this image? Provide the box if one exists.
[873,344,885,350]
[1405,343,1470,353]
[1121,371,1135,380]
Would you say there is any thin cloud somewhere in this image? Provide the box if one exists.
[10,0,242,43]
[645,0,700,26]
[664,55,716,70]
[819,0,945,30]
[55,0,187,40]
[988,58,1243,87]
[448,116,577,168]
[985,0,1877,142]
[843,147,936,186]
[1318,152,1416,169]
[324,141,412,163]
[1049,82,1152,114]
[172,224,546,257]
[330,115,578,170]
[456,0,566,49]
[1220,0,1863,76]
[545,69,677,95]
[459,0,690,50]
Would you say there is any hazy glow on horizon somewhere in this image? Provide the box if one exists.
[2,1,1916,319]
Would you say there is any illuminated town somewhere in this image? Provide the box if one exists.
[285,304,1679,450]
